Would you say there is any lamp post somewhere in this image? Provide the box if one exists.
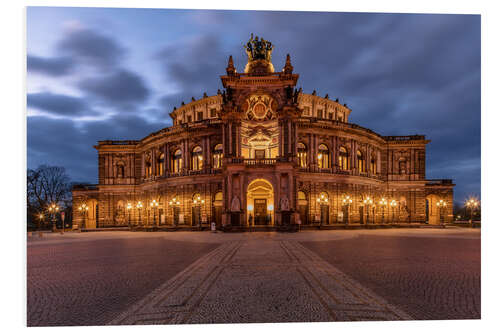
[192,195,205,227]
[436,199,447,225]
[363,197,373,224]
[247,204,254,227]
[169,197,181,226]
[379,198,388,224]
[465,198,479,227]
[48,203,60,232]
[136,201,143,225]
[341,195,352,225]
[150,199,159,227]
[126,202,132,228]
[317,193,329,225]
[78,203,88,229]
[267,203,274,225]
[390,199,398,224]
[38,213,44,231]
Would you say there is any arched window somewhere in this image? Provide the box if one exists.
[156,153,164,176]
[145,154,152,178]
[172,149,182,173]
[213,144,223,169]
[339,146,348,170]
[116,163,125,178]
[214,191,223,202]
[297,142,307,168]
[298,191,307,201]
[370,154,377,174]
[191,146,203,171]
[318,144,329,169]
[357,150,366,172]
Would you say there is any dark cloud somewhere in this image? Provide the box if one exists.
[155,34,227,111]
[28,115,165,183]
[56,27,126,69]
[27,92,93,116]
[27,54,74,76]
[77,70,150,105]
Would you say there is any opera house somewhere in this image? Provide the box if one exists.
[72,36,454,230]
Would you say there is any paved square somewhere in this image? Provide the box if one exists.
[27,229,480,326]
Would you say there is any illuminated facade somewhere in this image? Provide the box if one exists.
[72,36,454,229]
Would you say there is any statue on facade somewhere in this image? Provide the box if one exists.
[244,34,275,73]
[280,196,290,211]
[231,196,241,212]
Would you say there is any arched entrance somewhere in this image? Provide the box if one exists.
[247,179,274,226]
[86,199,98,228]
[426,194,439,224]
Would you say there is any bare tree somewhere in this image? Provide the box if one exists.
[27,165,71,228]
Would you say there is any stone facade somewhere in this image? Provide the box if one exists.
[72,37,454,229]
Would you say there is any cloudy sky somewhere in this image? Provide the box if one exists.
[26,7,480,203]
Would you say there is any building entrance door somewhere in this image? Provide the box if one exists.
[298,205,308,225]
[192,206,201,226]
[320,205,329,224]
[254,199,268,225]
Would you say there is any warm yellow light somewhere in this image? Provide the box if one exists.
[318,154,322,159]
[247,204,254,211]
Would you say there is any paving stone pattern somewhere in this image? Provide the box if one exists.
[301,235,481,320]
[108,239,411,325]
[27,238,218,326]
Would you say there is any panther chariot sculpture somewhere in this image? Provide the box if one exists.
[244,33,275,74]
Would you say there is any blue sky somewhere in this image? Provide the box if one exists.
[26,7,480,203]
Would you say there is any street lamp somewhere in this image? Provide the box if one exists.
[168,197,181,226]
[465,198,479,227]
[150,199,159,227]
[126,202,132,228]
[390,199,398,224]
[136,201,143,225]
[267,203,274,225]
[38,213,44,231]
[436,199,447,225]
[78,203,89,229]
[363,197,374,224]
[379,198,388,224]
[341,195,352,225]
[48,203,60,232]
[317,193,329,225]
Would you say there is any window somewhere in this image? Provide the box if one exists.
[156,153,164,176]
[172,149,182,173]
[298,191,307,201]
[197,111,203,121]
[370,154,377,174]
[145,155,152,178]
[328,112,333,120]
[210,108,216,118]
[192,146,203,171]
[303,106,310,116]
[187,115,192,123]
[297,142,307,168]
[318,144,329,168]
[213,144,223,168]
[357,150,366,172]
[317,109,323,119]
[339,146,348,170]
[337,112,344,122]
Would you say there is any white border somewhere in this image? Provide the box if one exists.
[3,1,498,332]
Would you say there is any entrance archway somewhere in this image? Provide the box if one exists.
[426,194,439,224]
[247,179,274,226]
[87,199,98,228]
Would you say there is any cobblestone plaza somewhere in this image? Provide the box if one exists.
[27,229,480,326]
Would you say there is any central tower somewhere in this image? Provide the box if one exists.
[219,35,302,228]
